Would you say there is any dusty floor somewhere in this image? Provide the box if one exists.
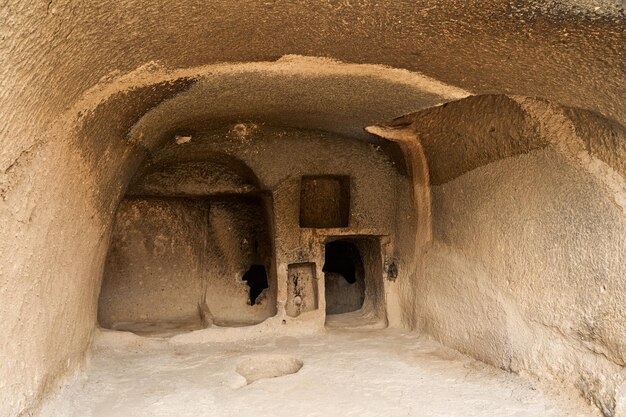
[37,329,597,417]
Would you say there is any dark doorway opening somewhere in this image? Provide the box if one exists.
[242,264,269,305]
[323,240,365,314]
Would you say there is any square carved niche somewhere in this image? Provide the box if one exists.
[299,176,350,228]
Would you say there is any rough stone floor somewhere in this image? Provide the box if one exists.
[38,329,597,417]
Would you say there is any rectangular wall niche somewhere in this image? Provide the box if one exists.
[286,263,318,317]
[299,175,350,228]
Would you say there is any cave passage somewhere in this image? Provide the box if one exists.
[323,240,365,314]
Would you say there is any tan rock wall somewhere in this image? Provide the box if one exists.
[98,198,206,327]
[1,2,624,415]
[421,149,626,414]
[370,96,626,415]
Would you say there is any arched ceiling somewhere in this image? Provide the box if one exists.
[127,57,469,149]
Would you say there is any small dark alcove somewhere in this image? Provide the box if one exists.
[242,264,269,305]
